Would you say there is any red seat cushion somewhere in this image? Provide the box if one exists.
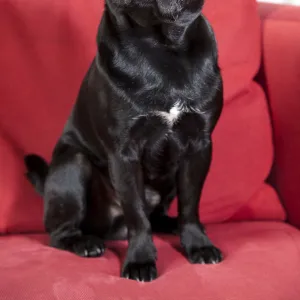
[0,0,285,233]
[1,222,299,299]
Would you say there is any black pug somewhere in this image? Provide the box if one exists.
[25,0,223,282]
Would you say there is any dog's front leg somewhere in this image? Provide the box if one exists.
[177,138,223,264]
[110,154,157,282]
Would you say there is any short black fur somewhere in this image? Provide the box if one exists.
[25,0,223,282]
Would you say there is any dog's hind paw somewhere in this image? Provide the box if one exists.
[52,235,105,258]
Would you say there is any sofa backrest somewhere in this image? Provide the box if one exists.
[0,0,286,233]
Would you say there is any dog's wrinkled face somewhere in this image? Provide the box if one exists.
[107,0,204,25]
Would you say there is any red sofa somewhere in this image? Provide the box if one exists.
[1,0,300,299]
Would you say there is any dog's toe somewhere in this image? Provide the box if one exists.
[121,262,157,282]
[66,235,105,258]
[188,245,223,264]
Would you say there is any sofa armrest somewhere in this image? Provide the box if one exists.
[259,2,300,227]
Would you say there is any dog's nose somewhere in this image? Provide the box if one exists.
[156,0,182,22]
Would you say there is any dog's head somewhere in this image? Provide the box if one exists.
[107,0,204,25]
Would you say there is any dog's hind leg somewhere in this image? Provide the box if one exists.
[149,191,178,235]
[44,143,105,257]
[150,214,178,234]
[148,183,178,235]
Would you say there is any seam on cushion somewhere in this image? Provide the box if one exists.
[226,186,263,220]
[224,85,251,105]
[203,196,247,222]
[227,183,283,221]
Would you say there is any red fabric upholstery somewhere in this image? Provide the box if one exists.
[1,222,300,299]
[0,0,286,233]
[260,3,300,228]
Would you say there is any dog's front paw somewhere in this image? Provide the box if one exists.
[180,223,223,264]
[187,245,223,264]
[52,235,105,258]
[121,261,157,282]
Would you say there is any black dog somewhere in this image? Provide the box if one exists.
[25,0,223,282]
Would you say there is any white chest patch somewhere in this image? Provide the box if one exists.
[154,103,203,126]
[155,103,183,125]
[134,103,202,126]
